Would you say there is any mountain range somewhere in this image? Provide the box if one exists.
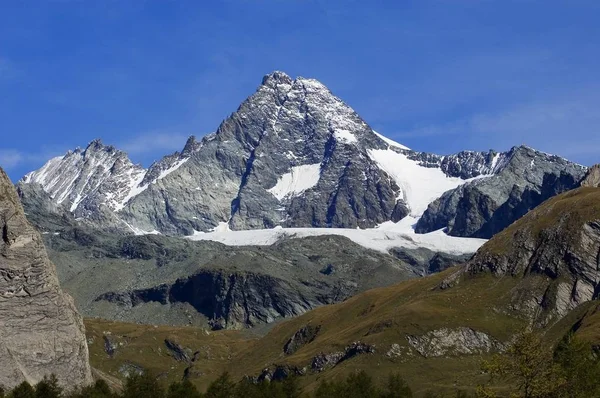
[2,71,600,395]
[18,71,587,241]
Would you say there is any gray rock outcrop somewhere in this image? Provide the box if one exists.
[283,324,321,355]
[406,328,505,357]
[415,146,587,238]
[0,168,92,389]
[581,164,600,187]
[464,187,600,326]
[19,72,585,239]
[311,341,375,372]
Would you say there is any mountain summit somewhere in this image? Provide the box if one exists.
[19,72,586,237]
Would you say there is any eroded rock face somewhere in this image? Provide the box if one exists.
[311,341,375,372]
[581,164,600,187]
[416,146,586,238]
[406,328,504,358]
[164,339,192,362]
[465,187,600,326]
[283,324,321,355]
[0,168,92,389]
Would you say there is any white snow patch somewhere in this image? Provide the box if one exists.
[112,170,148,211]
[156,158,188,180]
[22,156,65,185]
[113,158,189,211]
[120,219,161,236]
[268,163,321,200]
[368,149,486,216]
[187,216,485,255]
[334,129,357,143]
[210,222,231,232]
[374,131,410,150]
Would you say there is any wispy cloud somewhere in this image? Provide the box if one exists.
[390,86,600,164]
[119,132,190,156]
[0,149,24,169]
[0,147,63,172]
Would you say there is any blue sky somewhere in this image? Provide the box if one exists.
[1,0,599,180]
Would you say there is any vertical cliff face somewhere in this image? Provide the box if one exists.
[0,168,92,389]
[581,164,600,187]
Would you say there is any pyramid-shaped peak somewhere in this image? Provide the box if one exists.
[261,70,293,87]
[84,138,118,155]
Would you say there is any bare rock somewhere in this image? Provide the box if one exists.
[581,164,600,187]
[466,188,600,326]
[164,339,192,362]
[0,168,92,389]
[311,341,375,372]
[406,328,504,358]
[283,324,321,355]
[103,335,118,357]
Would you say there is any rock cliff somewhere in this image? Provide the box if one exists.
[20,72,586,239]
[463,187,600,326]
[0,168,92,389]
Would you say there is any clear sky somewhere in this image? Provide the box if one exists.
[1,0,599,180]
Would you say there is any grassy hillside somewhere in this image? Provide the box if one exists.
[85,269,527,395]
[83,187,600,396]
[479,187,600,256]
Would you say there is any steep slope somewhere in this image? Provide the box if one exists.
[415,146,587,238]
[0,167,92,389]
[20,71,521,237]
[115,71,460,234]
[581,164,600,187]
[42,225,420,330]
[82,186,600,395]
[460,186,600,326]
[21,137,203,234]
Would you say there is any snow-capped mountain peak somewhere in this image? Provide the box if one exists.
[19,71,587,238]
[20,135,203,215]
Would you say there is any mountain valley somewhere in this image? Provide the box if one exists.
[3,71,600,397]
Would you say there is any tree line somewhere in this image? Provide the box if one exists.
[1,331,598,398]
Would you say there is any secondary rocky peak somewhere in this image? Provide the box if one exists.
[83,138,121,157]
[581,164,600,187]
[181,135,202,157]
[0,167,92,389]
[464,187,600,326]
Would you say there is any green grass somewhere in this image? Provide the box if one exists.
[83,187,600,396]
[84,318,255,392]
[85,268,531,395]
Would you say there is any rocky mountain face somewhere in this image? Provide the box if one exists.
[415,146,587,238]
[459,186,600,326]
[581,164,600,187]
[18,71,586,239]
[40,222,420,330]
[0,168,92,389]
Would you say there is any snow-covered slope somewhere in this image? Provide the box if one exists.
[267,163,322,200]
[19,71,585,240]
[22,140,147,213]
[21,136,202,215]
[189,216,486,255]
[367,148,490,216]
